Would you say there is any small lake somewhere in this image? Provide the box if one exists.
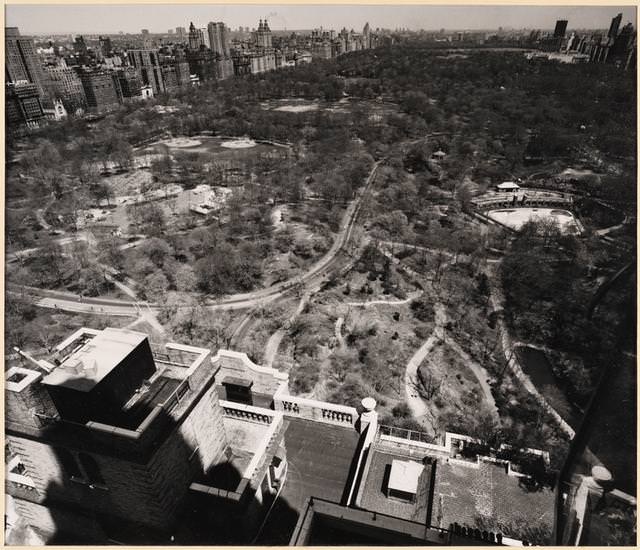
[515,345,583,429]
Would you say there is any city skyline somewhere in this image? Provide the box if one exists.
[6,4,637,35]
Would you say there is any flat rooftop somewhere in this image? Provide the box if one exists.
[359,450,433,523]
[255,418,360,545]
[108,375,181,430]
[434,459,555,543]
[43,328,147,392]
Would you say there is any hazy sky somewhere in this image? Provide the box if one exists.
[5,4,636,35]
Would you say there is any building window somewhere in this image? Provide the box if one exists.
[56,447,82,479]
[78,453,105,485]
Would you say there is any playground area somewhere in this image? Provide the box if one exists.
[487,207,582,234]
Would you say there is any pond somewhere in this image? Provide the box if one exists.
[515,345,583,429]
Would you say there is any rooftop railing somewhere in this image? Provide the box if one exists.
[219,400,275,425]
[273,384,357,427]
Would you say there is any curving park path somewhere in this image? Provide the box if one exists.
[404,303,447,422]
[263,293,311,368]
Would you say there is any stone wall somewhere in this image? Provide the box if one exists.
[181,382,227,472]
[8,378,230,534]
[212,350,288,396]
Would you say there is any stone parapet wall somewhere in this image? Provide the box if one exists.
[212,350,288,395]
[273,386,357,427]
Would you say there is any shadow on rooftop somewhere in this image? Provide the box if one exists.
[7,400,298,545]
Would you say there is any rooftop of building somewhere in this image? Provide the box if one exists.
[434,459,555,544]
[254,418,361,545]
[290,497,450,546]
[43,327,147,392]
[359,450,434,523]
[7,328,214,462]
[355,426,555,544]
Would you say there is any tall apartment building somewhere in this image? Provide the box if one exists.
[554,19,568,38]
[253,19,273,49]
[127,49,165,95]
[77,69,120,113]
[231,19,277,75]
[98,36,112,58]
[115,66,142,100]
[5,82,45,129]
[186,48,218,82]
[6,328,287,544]
[608,13,623,41]
[141,28,151,49]
[5,27,45,96]
[208,21,230,57]
[363,22,371,49]
[188,22,205,50]
[311,40,332,60]
[42,65,87,113]
[73,35,88,56]
[160,58,191,91]
[200,28,211,49]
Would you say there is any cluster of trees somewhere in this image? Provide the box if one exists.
[10,236,114,297]
[501,219,633,405]
[338,46,635,187]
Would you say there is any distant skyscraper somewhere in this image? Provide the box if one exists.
[363,22,371,49]
[254,19,273,49]
[608,13,623,40]
[128,49,165,95]
[141,28,151,48]
[188,22,204,50]
[176,26,186,42]
[98,36,112,58]
[554,19,568,39]
[200,28,211,49]
[609,22,635,63]
[73,35,88,55]
[208,22,230,57]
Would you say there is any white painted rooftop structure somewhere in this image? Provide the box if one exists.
[497,181,520,191]
[388,459,423,496]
